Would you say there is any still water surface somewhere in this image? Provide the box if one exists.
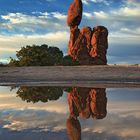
[0,86,140,140]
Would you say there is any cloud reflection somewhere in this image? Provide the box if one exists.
[0,86,140,140]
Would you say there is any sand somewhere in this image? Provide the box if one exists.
[0,65,140,87]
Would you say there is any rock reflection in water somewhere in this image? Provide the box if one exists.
[67,88,107,140]
[12,86,107,140]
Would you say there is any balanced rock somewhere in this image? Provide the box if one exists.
[67,0,83,27]
[67,0,109,65]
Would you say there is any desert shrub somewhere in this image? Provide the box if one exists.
[62,55,80,66]
[9,44,63,66]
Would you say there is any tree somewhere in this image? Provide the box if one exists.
[9,44,63,66]
[62,55,80,66]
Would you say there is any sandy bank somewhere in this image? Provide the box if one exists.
[0,65,140,87]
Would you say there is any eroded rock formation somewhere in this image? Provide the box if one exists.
[67,0,108,65]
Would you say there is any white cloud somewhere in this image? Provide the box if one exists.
[93,6,140,21]
[82,0,89,5]
[51,12,67,20]
[82,0,110,5]
[94,11,108,19]
[1,12,68,33]
[83,12,94,19]
[82,0,140,23]
[120,27,140,35]
[112,7,140,17]
[0,31,69,49]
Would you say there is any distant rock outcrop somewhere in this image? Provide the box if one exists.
[67,0,108,65]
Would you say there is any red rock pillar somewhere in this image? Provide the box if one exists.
[90,26,108,65]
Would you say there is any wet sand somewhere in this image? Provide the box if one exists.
[0,65,140,87]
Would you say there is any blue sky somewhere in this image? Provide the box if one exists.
[0,0,140,64]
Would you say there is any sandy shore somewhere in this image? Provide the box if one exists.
[0,65,140,87]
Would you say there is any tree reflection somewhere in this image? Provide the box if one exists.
[13,86,63,103]
[66,87,107,140]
